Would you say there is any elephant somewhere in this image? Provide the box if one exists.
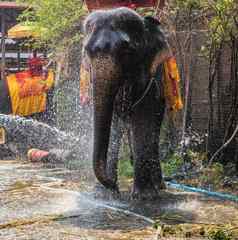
[82,7,173,200]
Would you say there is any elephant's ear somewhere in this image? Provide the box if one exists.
[144,16,172,76]
[150,43,172,77]
[144,16,161,26]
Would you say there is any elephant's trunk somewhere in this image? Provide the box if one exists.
[91,56,121,193]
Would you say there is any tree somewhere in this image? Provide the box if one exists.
[205,0,238,168]
[17,0,87,48]
[158,0,238,168]
[17,0,87,133]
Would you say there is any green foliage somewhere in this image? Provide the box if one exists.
[208,229,232,240]
[153,220,162,229]
[17,0,87,48]
[119,158,133,178]
[187,150,207,165]
[118,143,133,178]
[175,0,203,10]
[204,0,238,45]
[163,0,237,56]
[162,153,184,176]
[199,163,224,187]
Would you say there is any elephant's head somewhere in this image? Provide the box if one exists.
[82,7,171,193]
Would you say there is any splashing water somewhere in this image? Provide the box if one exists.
[1,66,237,240]
[0,110,93,170]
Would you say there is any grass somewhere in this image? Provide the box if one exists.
[118,143,184,178]
[161,153,184,177]
[118,142,133,178]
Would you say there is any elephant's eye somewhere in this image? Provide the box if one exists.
[85,22,95,34]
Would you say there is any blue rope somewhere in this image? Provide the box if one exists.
[166,181,238,203]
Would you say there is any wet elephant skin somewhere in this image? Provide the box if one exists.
[83,8,171,200]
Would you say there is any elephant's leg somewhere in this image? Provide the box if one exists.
[94,112,123,198]
[131,90,165,200]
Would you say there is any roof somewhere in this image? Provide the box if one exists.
[85,0,158,10]
[0,2,29,33]
[0,2,27,10]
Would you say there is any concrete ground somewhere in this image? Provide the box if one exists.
[0,160,238,240]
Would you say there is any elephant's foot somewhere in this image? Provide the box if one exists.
[131,187,159,201]
[153,179,166,191]
[131,181,166,201]
[94,183,120,200]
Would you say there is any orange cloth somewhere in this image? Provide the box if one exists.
[6,70,54,116]
[163,57,183,114]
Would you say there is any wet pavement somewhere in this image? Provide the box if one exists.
[0,160,237,239]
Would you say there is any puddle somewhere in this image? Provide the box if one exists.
[0,160,237,240]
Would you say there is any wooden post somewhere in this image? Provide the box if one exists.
[17,47,21,71]
[1,9,6,81]
[158,0,165,9]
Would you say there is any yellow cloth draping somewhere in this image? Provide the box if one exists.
[163,57,183,114]
[6,70,54,116]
